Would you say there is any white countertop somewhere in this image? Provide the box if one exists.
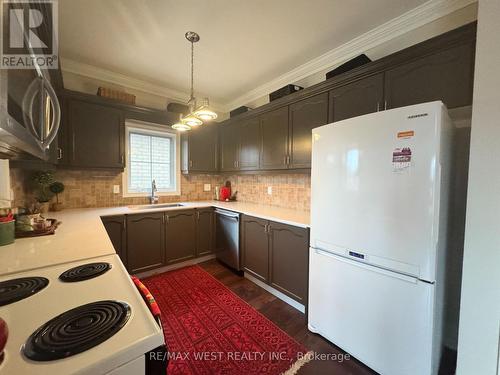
[0,201,309,276]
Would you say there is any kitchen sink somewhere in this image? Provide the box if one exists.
[128,203,185,210]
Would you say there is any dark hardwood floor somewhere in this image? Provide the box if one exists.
[198,259,376,375]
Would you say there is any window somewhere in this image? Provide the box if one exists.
[123,122,179,196]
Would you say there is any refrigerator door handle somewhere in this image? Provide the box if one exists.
[313,248,418,284]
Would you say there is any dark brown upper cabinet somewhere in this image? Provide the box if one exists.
[238,117,261,170]
[329,73,384,123]
[181,123,218,173]
[127,212,165,274]
[260,107,289,170]
[196,208,215,257]
[64,98,124,169]
[269,222,309,304]
[241,215,269,282]
[165,210,197,264]
[289,93,329,168]
[220,122,240,171]
[101,215,127,270]
[384,42,475,110]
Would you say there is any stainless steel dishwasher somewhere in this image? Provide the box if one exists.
[215,209,241,271]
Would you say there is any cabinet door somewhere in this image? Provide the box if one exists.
[289,93,328,168]
[101,215,127,270]
[127,213,164,274]
[241,215,269,282]
[68,99,124,168]
[329,73,384,123]
[165,210,197,264]
[269,222,309,304]
[220,122,239,171]
[196,208,214,256]
[238,117,260,170]
[260,107,289,170]
[187,123,218,172]
[384,43,474,109]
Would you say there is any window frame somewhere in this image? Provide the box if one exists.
[122,120,180,197]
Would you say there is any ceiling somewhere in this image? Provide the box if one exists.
[59,0,429,107]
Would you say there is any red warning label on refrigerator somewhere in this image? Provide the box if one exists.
[392,147,412,172]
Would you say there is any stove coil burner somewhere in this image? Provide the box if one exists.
[0,277,49,306]
[23,300,131,361]
[59,262,112,282]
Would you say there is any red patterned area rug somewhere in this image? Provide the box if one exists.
[143,265,311,375]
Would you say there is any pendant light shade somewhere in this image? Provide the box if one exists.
[171,122,191,131]
[194,97,218,121]
[182,115,203,127]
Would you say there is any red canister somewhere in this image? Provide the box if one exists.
[220,186,231,201]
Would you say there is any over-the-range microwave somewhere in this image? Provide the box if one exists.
[0,1,61,161]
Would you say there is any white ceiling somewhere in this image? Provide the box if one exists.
[59,0,430,106]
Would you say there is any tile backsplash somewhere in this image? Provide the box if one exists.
[221,174,311,211]
[10,169,311,211]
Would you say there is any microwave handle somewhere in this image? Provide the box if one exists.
[22,76,61,151]
[40,77,61,150]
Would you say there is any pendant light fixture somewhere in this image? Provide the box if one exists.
[171,31,217,131]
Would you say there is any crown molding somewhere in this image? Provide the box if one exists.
[225,0,477,110]
[60,58,226,112]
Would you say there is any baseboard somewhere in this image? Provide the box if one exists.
[135,254,216,278]
[244,273,305,313]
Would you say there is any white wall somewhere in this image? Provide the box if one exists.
[456,0,500,374]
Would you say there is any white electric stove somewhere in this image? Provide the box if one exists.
[0,254,165,375]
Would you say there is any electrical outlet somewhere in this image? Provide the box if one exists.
[267,186,272,195]
[203,184,211,192]
[113,185,120,194]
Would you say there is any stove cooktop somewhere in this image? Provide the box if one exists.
[0,277,49,307]
[23,300,131,361]
[59,262,112,282]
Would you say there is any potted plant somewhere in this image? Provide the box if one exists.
[31,171,54,213]
[49,181,65,211]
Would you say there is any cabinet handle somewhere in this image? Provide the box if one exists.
[189,160,193,168]
[384,100,388,110]
[197,211,200,220]
[121,154,124,164]
[377,102,380,112]
[57,148,62,160]
[286,155,290,165]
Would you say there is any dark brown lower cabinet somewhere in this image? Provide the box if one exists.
[101,215,127,269]
[242,215,310,304]
[269,223,309,304]
[196,208,215,256]
[126,213,165,274]
[241,216,269,282]
[165,210,197,264]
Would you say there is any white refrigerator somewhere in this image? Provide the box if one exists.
[308,101,453,375]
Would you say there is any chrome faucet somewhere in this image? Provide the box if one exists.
[150,179,159,204]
